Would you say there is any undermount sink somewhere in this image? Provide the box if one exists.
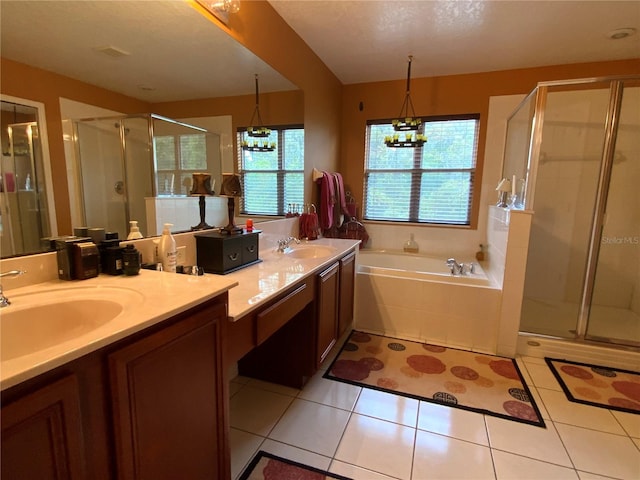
[284,245,337,259]
[1,287,142,362]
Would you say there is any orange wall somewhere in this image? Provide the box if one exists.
[341,58,640,228]
[1,57,150,233]
[192,0,343,189]
[153,89,304,132]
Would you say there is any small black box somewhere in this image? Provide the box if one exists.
[195,230,260,274]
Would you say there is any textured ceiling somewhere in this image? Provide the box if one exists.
[0,0,297,102]
[1,0,638,103]
[269,0,640,84]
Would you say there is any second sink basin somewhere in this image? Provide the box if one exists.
[284,245,337,259]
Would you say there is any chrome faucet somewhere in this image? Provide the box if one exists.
[0,270,26,307]
[276,237,300,253]
[446,259,476,276]
[446,258,463,275]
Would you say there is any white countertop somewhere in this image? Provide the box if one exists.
[225,238,360,320]
[1,269,237,390]
[1,237,359,391]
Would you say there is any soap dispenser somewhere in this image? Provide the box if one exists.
[403,233,419,253]
[159,223,177,272]
[127,220,144,240]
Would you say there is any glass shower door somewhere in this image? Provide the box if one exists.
[520,83,612,338]
[585,83,640,347]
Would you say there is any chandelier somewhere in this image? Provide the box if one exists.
[241,74,275,152]
[384,55,427,148]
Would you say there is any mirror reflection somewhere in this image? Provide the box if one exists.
[1,100,53,256]
[71,113,220,239]
[1,0,302,258]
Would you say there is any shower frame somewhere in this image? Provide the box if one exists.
[504,74,640,347]
[72,113,208,238]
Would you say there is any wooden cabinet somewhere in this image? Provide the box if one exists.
[1,375,86,480]
[109,302,228,480]
[1,297,230,480]
[338,250,356,338]
[316,262,339,367]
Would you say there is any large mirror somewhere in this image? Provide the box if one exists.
[0,0,301,257]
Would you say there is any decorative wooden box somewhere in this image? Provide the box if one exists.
[195,230,261,274]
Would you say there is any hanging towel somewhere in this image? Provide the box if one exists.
[319,171,335,230]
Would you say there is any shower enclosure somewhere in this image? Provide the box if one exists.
[502,75,639,348]
[72,114,220,239]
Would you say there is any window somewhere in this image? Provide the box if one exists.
[364,114,479,225]
[237,126,304,216]
[154,133,208,196]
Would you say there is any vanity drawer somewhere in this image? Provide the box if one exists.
[256,279,314,345]
[196,231,260,274]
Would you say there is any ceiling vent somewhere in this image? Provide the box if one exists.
[93,46,131,58]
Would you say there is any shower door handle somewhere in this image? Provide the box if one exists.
[114,180,124,195]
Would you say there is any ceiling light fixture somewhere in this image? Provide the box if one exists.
[241,74,275,153]
[199,0,240,24]
[384,55,427,148]
[607,27,637,40]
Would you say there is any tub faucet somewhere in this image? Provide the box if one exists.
[276,236,300,253]
[446,258,463,275]
[0,270,26,307]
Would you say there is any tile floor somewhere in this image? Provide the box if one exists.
[229,347,640,480]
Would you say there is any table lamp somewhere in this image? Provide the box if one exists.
[220,173,243,234]
[189,173,215,230]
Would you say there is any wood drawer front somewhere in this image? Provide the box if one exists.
[242,235,259,263]
[256,280,313,345]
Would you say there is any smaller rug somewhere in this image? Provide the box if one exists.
[238,451,353,480]
[325,331,545,427]
[546,357,640,414]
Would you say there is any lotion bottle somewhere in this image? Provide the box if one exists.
[127,220,144,240]
[159,223,177,272]
[403,233,419,253]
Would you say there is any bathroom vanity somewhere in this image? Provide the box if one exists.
[0,237,359,479]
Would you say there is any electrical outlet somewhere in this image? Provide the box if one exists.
[176,245,187,266]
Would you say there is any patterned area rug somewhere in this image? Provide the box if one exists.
[546,358,640,414]
[325,331,545,427]
[238,451,352,480]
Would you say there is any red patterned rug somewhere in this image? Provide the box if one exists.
[325,331,545,427]
[546,358,640,414]
[238,451,352,480]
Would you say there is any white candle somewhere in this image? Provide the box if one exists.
[512,175,516,196]
[170,174,175,195]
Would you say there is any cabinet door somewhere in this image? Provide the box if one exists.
[338,250,356,338]
[109,302,229,480]
[1,375,86,480]
[317,262,339,366]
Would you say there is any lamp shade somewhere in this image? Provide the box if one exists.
[220,173,242,197]
[190,173,215,196]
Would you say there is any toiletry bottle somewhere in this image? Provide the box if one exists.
[159,223,177,272]
[127,220,144,240]
[403,234,419,253]
[475,244,485,261]
[122,244,142,276]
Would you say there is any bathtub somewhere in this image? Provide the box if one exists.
[357,250,491,286]
[355,250,502,354]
